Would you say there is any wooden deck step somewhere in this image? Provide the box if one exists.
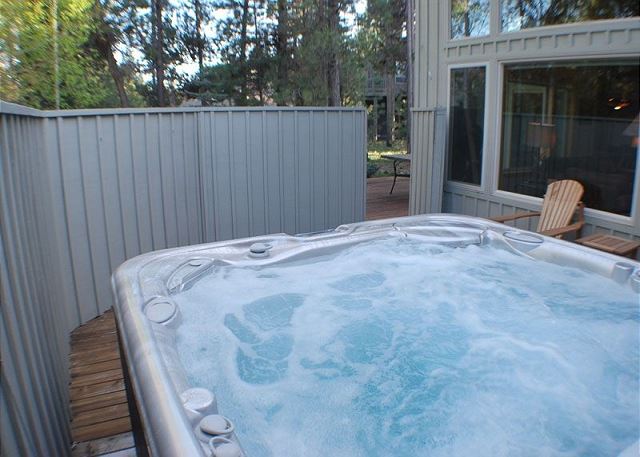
[69,309,133,455]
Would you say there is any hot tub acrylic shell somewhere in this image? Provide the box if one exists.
[111,214,640,457]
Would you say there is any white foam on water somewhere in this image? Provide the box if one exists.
[173,238,639,457]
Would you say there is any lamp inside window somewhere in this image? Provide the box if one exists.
[526,122,556,162]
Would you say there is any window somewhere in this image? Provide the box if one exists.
[451,0,490,39]
[499,59,639,216]
[448,67,486,185]
[501,0,639,32]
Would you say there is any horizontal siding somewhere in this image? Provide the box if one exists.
[0,104,366,456]
[442,188,640,258]
[411,1,639,247]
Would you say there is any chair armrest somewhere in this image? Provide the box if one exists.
[490,211,540,223]
[540,221,585,238]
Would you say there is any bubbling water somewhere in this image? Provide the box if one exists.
[174,237,639,457]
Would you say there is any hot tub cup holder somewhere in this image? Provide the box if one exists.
[209,436,243,457]
[612,262,636,285]
[144,297,179,326]
[181,388,217,424]
[182,387,216,412]
[184,406,204,425]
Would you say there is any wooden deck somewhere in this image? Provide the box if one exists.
[67,178,407,455]
[366,176,409,220]
[69,310,135,456]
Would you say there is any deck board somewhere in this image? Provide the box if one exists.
[71,432,135,457]
[69,310,134,455]
[366,176,409,220]
[70,379,126,402]
[71,391,128,415]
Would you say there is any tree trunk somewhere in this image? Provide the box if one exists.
[373,98,379,141]
[95,33,129,107]
[93,2,129,107]
[152,0,165,106]
[276,0,288,105]
[52,0,60,109]
[238,0,250,105]
[317,2,328,105]
[406,0,413,152]
[326,0,340,106]
[328,58,340,106]
[253,0,264,103]
[385,72,396,146]
[195,0,203,72]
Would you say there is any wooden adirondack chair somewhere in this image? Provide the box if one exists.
[491,180,585,238]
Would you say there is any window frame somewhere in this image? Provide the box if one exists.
[449,0,492,41]
[492,54,640,224]
[498,0,640,35]
[446,0,640,45]
[446,62,491,191]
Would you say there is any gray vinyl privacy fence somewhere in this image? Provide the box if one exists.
[0,101,366,456]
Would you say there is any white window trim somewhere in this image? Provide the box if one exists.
[446,62,491,191]
[491,55,640,225]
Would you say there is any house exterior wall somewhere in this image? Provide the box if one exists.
[0,102,366,455]
[410,0,640,241]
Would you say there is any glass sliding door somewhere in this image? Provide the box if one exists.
[499,59,639,216]
[448,67,486,185]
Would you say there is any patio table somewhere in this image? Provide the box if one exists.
[576,233,640,258]
[381,154,411,194]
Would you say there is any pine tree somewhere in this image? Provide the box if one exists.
[361,0,407,145]
[179,0,213,73]
[0,0,123,108]
[91,0,132,107]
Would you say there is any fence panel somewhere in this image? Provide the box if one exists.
[0,102,366,456]
[200,108,366,241]
[1,113,71,456]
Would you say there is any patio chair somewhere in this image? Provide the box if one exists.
[491,179,585,238]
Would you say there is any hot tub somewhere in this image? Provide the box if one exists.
[111,215,639,457]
